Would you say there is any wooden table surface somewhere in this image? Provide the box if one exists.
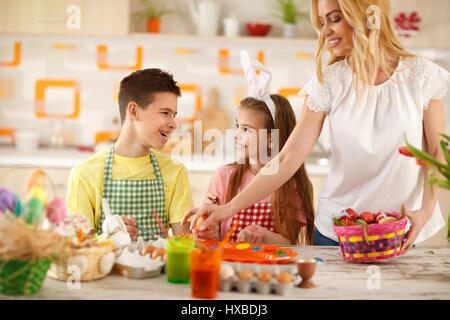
[4,246,450,300]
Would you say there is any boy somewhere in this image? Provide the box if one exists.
[66,68,193,240]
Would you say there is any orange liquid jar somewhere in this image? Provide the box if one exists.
[190,247,222,299]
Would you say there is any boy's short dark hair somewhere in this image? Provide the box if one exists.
[118,68,181,123]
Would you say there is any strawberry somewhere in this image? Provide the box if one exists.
[359,211,375,224]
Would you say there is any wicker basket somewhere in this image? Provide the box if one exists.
[333,216,408,263]
[48,240,116,281]
[0,258,52,296]
[0,166,59,295]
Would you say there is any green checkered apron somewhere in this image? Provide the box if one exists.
[96,145,167,241]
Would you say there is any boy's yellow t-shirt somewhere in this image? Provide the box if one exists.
[66,148,194,230]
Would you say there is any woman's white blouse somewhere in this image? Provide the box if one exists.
[299,56,449,243]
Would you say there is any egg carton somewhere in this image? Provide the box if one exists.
[219,262,298,296]
[220,276,296,296]
[129,236,166,251]
[223,261,297,275]
[113,237,166,279]
[113,262,164,279]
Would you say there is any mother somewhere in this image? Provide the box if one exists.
[183,0,449,250]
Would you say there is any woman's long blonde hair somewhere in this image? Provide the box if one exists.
[225,95,315,245]
[311,0,416,93]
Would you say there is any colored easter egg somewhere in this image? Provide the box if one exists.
[344,208,358,220]
[24,169,46,195]
[375,212,388,224]
[359,211,375,224]
[193,215,206,235]
[12,193,21,216]
[379,217,397,224]
[339,216,356,226]
[63,212,93,236]
[46,198,67,225]
[21,197,44,225]
[338,208,357,221]
[26,186,47,208]
[0,187,16,213]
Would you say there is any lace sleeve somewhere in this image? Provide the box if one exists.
[419,58,450,110]
[298,77,331,114]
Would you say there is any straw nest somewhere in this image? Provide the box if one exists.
[0,215,71,261]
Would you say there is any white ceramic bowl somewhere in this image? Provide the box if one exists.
[14,131,40,152]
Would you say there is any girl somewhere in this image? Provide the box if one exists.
[194,94,315,245]
[185,0,448,250]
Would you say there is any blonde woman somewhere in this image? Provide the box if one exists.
[182,0,449,250]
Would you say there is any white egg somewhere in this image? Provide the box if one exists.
[219,264,235,280]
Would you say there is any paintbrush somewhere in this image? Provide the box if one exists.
[136,225,163,240]
[151,211,170,238]
[219,219,240,249]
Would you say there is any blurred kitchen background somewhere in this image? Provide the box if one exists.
[0,0,449,246]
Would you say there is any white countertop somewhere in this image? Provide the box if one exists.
[3,246,450,300]
[0,146,331,176]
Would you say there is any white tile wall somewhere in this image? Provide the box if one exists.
[0,32,449,149]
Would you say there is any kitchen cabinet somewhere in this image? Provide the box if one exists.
[0,0,130,36]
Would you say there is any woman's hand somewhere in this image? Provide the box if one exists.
[181,204,233,232]
[121,216,139,240]
[236,225,265,244]
[402,204,433,252]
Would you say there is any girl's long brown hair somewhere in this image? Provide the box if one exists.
[225,95,315,245]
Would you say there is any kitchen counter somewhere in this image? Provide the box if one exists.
[4,246,450,300]
[0,146,331,175]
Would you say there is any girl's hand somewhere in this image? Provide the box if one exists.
[236,225,265,244]
[402,204,432,252]
[204,193,220,205]
[195,222,221,241]
[121,216,139,240]
[182,204,233,232]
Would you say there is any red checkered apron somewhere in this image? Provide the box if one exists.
[229,202,278,242]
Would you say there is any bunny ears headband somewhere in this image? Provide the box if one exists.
[240,50,276,121]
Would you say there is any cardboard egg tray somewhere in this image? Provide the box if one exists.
[113,261,164,279]
[113,238,166,279]
[219,262,298,296]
